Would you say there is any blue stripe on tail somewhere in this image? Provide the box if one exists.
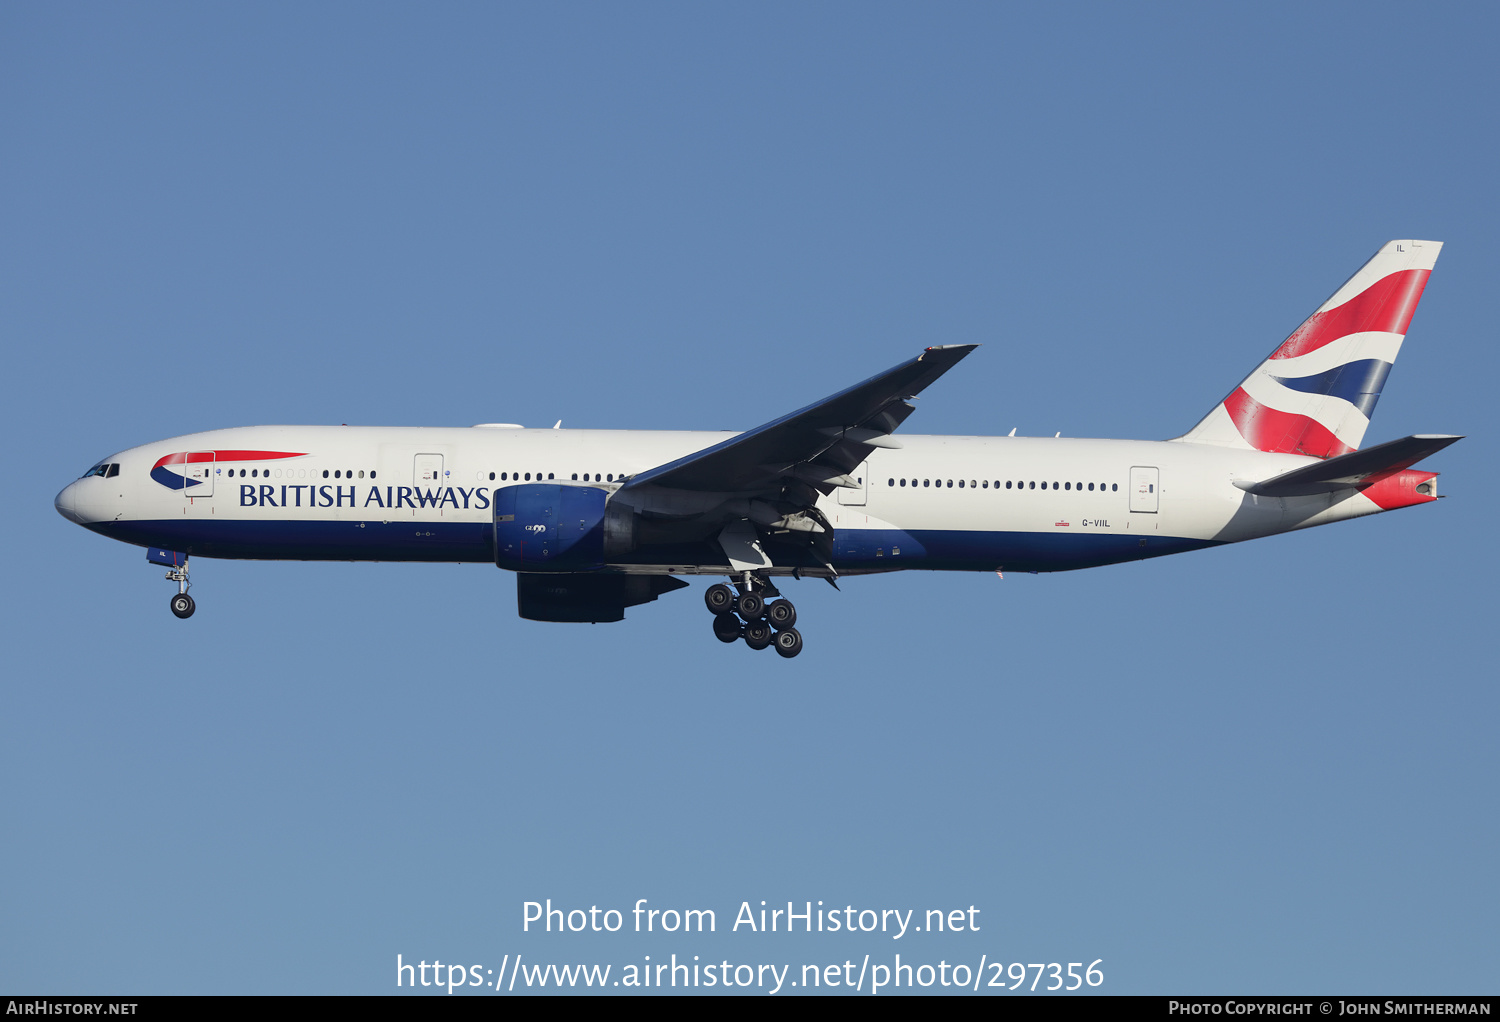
[1270,359,1392,418]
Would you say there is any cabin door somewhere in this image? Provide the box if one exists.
[185,452,214,498]
[837,461,869,506]
[1129,466,1159,513]
[414,453,445,486]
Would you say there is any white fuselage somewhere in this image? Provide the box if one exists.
[55,424,1403,576]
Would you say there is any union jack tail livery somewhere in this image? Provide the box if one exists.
[1178,240,1441,459]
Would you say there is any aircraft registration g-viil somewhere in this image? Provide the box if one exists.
[57,240,1460,658]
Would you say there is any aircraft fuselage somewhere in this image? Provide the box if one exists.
[56,424,1435,575]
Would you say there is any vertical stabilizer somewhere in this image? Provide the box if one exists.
[1176,240,1441,458]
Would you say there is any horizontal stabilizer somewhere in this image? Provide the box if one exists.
[1235,434,1462,496]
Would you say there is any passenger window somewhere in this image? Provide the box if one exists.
[958,479,964,488]
[1112,483,1118,491]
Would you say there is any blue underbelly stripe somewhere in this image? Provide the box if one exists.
[89,518,493,563]
[87,519,1220,572]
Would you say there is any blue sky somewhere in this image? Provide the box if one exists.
[3,3,1495,994]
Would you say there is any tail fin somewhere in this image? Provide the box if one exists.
[1176,240,1441,458]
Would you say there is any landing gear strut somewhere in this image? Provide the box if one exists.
[166,559,195,619]
[704,573,803,658]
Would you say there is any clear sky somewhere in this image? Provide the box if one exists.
[2,2,1495,995]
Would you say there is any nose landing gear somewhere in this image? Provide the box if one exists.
[704,575,803,658]
[154,551,195,619]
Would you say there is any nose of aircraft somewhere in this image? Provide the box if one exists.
[54,480,84,524]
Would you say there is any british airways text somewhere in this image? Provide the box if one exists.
[239,485,493,510]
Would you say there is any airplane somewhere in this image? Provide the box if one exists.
[55,240,1460,658]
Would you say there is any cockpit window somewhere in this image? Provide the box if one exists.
[80,463,120,479]
[105,464,119,478]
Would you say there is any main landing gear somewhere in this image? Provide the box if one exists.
[166,560,195,619]
[704,577,803,658]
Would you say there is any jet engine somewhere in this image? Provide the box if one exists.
[493,483,610,571]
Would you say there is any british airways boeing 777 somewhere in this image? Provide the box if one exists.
[55,240,1460,657]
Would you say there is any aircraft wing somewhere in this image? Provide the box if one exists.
[619,345,978,496]
[1235,433,1462,497]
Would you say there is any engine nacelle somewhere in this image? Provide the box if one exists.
[494,484,607,571]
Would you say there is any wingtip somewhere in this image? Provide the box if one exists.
[920,343,980,361]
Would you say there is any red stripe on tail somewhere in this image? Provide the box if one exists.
[1222,388,1354,459]
[1271,269,1431,361]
